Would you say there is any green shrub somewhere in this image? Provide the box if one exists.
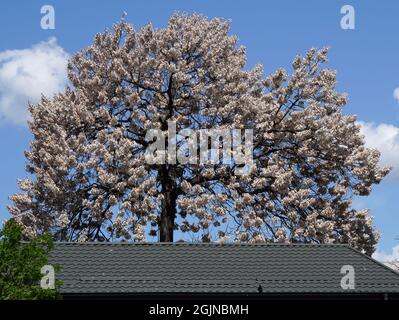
[0,219,61,300]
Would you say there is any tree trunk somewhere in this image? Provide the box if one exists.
[159,165,177,242]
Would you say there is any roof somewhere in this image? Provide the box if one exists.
[48,242,399,295]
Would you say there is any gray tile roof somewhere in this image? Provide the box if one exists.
[48,242,399,294]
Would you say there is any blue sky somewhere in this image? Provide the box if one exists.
[0,0,398,257]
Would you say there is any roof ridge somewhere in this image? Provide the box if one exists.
[53,241,349,247]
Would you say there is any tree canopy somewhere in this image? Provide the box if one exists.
[9,13,389,254]
[0,219,60,300]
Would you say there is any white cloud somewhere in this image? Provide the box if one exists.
[393,87,399,103]
[0,38,69,125]
[373,244,399,262]
[358,121,399,181]
[373,245,399,271]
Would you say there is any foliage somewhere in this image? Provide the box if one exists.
[0,219,60,300]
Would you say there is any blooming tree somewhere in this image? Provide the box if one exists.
[9,13,390,254]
